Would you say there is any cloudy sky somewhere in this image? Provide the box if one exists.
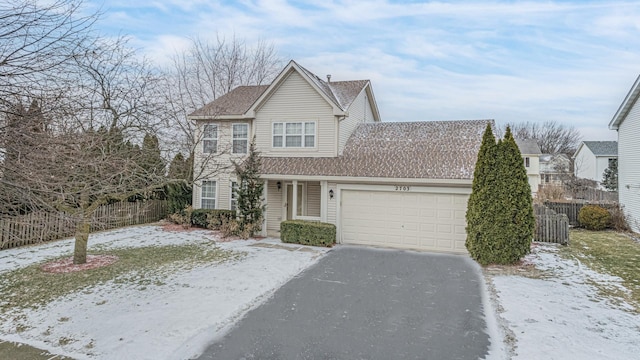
[86,0,640,141]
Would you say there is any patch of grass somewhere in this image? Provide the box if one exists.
[560,229,640,312]
[0,241,243,312]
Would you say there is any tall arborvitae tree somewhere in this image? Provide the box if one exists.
[602,159,618,191]
[466,124,498,259]
[466,125,534,265]
[492,127,535,264]
[233,138,264,238]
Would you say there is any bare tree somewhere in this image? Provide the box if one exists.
[500,121,582,155]
[0,1,170,263]
[0,0,96,114]
[159,35,282,159]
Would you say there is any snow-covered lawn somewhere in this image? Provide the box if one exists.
[0,225,329,360]
[4,225,638,360]
[488,243,640,360]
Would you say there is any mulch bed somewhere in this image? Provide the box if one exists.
[41,255,119,274]
[160,222,266,242]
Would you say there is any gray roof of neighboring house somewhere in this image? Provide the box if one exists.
[189,63,370,117]
[582,141,618,156]
[514,138,542,155]
[261,120,492,180]
[189,85,269,117]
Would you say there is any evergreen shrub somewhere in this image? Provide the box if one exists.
[281,220,336,247]
[578,205,612,231]
[191,209,236,229]
[465,125,535,265]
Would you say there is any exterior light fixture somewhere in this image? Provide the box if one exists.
[329,189,334,199]
[277,181,282,191]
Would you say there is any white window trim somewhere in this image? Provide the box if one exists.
[201,180,217,209]
[230,181,238,211]
[203,124,218,154]
[232,123,249,154]
[272,121,316,148]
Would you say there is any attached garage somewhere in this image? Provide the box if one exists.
[340,188,469,254]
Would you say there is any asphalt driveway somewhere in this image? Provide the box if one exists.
[197,246,491,360]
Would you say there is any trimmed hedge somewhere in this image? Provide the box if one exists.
[191,209,236,229]
[281,220,336,247]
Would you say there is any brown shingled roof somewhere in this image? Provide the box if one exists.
[190,62,371,118]
[261,120,492,180]
[189,85,269,117]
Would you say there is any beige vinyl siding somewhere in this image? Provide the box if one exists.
[338,89,370,155]
[192,120,250,210]
[619,102,640,232]
[327,182,337,224]
[522,154,540,193]
[266,181,283,231]
[254,71,337,157]
[306,182,321,217]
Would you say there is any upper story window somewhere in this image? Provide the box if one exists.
[272,122,315,148]
[608,158,616,168]
[203,124,218,154]
[524,157,530,168]
[233,123,248,154]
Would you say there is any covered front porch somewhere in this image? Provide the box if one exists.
[263,179,332,237]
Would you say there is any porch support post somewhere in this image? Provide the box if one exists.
[292,180,298,220]
[261,179,268,236]
[320,180,328,222]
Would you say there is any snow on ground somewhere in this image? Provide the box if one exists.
[490,243,640,360]
[0,225,330,360]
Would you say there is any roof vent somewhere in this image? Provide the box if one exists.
[326,74,331,82]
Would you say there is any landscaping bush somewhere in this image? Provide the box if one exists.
[578,205,612,231]
[191,209,236,229]
[168,206,193,228]
[608,204,630,232]
[280,220,336,247]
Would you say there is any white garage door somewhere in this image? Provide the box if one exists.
[340,190,469,253]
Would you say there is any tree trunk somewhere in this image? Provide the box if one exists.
[73,220,90,264]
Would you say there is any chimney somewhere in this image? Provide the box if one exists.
[326,74,331,82]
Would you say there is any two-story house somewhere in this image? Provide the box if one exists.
[573,141,618,186]
[189,60,490,254]
[539,153,572,186]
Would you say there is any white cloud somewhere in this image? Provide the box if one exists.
[86,0,640,141]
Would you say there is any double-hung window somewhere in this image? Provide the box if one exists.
[203,124,218,154]
[233,124,248,154]
[524,157,530,168]
[272,122,315,148]
[201,180,216,209]
[230,181,238,211]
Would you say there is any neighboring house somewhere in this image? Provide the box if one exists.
[539,153,571,186]
[609,74,640,232]
[189,60,491,254]
[515,138,541,194]
[573,141,618,185]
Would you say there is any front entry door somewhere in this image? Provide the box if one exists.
[285,184,304,220]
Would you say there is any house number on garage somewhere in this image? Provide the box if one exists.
[394,185,411,191]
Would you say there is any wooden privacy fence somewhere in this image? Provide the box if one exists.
[0,200,168,250]
[543,201,618,226]
[534,204,570,245]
